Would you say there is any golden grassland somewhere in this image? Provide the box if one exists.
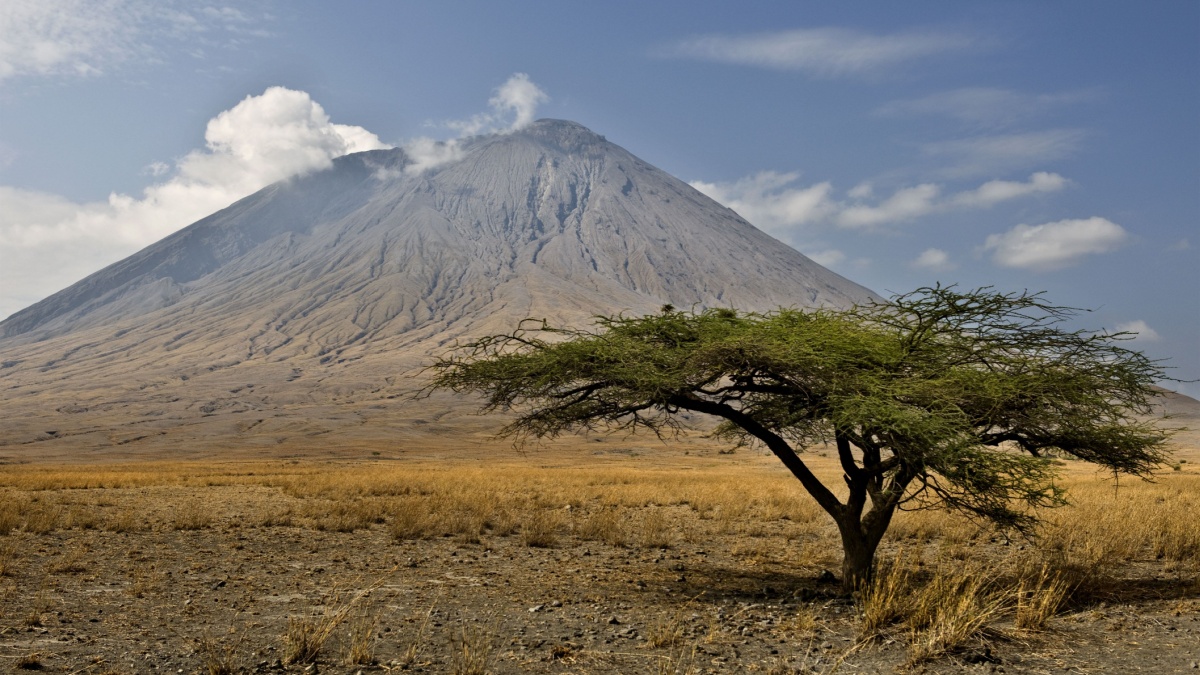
[1,452,1198,672]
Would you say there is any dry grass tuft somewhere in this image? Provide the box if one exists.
[172,500,214,531]
[640,508,673,549]
[520,510,561,548]
[450,622,495,675]
[1014,565,1071,631]
[575,508,628,546]
[197,630,239,675]
[343,611,379,665]
[858,551,916,636]
[905,565,1008,664]
[283,593,358,664]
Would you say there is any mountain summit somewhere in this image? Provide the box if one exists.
[0,119,877,457]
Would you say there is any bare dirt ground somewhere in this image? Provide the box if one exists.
[1,450,1197,674]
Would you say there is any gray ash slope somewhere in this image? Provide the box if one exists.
[0,120,877,456]
[3,120,873,346]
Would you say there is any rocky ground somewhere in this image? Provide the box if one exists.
[1,476,1198,675]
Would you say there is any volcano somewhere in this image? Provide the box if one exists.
[0,120,877,459]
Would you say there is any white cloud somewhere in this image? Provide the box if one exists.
[837,172,1065,228]
[911,248,956,271]
[665,27,973,77]
[0,0,137,81]
[490,73,549,131]
[838,183,940,228]
[694,171,1067,233]
[921,130,1084,178]
[0,75,552,318]
[0,0,270,84]
[982,217,1128,271]
[444,73,549,137]
[1113,320,1160,342]
[401,137,465,175]
[846,182,873,200]
[689,172,835,235]
[0,86,387,317]
[876,87,1098,128]
[950,172,1067,208]
[409,73,549,174]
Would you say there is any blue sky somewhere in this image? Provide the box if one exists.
[1,1,1197,392]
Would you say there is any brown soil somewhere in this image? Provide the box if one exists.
[1,455,1197,674]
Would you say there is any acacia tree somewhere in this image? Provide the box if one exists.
[428,286,1171,591]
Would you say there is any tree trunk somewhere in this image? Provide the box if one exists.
[838,522,880,594]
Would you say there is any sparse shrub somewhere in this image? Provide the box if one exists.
[450,623,494,675]
[783,603,821,637]
[646,605,691,648]
[397,599,437,668]
[576,508,627,546]
[1015,566,1070,631]
[390,499,435,540]
[859,552,915,636]
[313,499,384,533]
[103,508,141,533]
[283,591,361,664]
[521,510,560,548]
[197,630,239,675]
[640,509,672,549]
[172,501,213,530]
[343,612,378,665]
[66,506,100,530]
[0,499,22,535]
[0,540,16,577]
[23,504,62,535]
[906,565,1007,664]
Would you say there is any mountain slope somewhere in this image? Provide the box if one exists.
[0,120,877,458]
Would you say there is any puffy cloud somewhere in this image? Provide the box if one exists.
[689,172,835,235]
[950,172,1067,208]
[408,73,549,174]
[0,87,387,317]
[838,172,1066,228]
[838,183,940,228]
[911,248,956,271]
[444,72,549,137]
[490,73,549,131]
[982,217,1128,271]
[401,137,465,175]
[1113,320,1161,342]
[664,27,973,77]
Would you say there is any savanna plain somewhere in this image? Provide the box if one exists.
[1,436,1198,674]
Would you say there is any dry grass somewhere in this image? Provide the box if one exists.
[197,629,239,675]
[450,622,495,675]
[283,592,359,665]
[1014,565,1071,631]
[343,611,379,665]
[859,551,917,636]
[0,458,1196,670]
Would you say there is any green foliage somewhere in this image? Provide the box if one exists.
[429,286,1172,586]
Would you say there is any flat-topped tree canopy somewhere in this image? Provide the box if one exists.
[429,285,1173,591]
